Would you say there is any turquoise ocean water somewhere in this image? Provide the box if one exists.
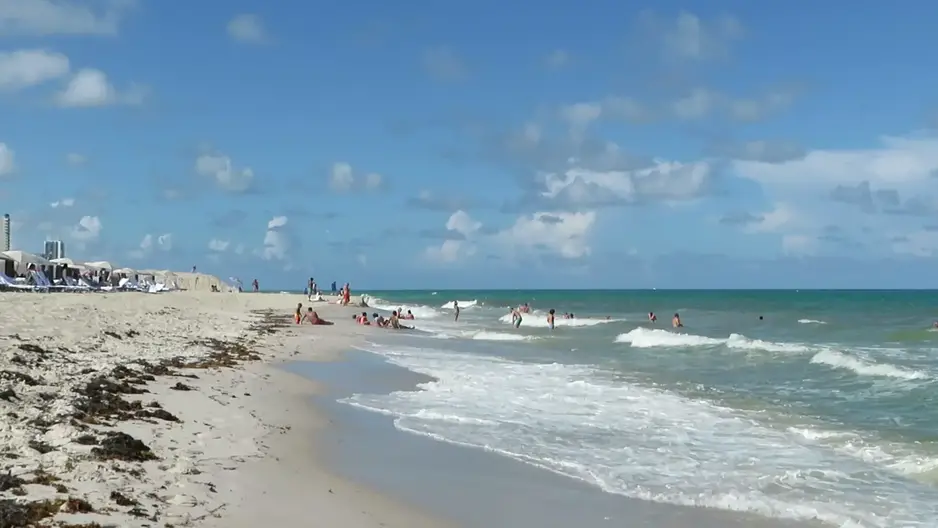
[338,290,938,527]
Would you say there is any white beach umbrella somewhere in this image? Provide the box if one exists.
[84,261,113,271]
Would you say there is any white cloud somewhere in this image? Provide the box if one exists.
[494,212,596,259]
[424,239,474,263]
[208,238,230,252]
[56,68,145,107]
[65,152,87,166]
[156,233,172,251]
[260,216,289,261]
[538,159,713,207]
[267,215,287,229]
[49,197,75,208]
[423,210,596,264]
[195,152,254,192]
[0,142,14,176]
[655,11,743,61]
[329,162,384,192]
[446,210,481,236]
[227,14,266,43]
[0,49,70,90]
[736,135,938,191]
[560,102,602,141]
[129,232,172,259]
[70,215,102,242]
[0,0,134,36]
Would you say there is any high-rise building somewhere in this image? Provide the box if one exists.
[1,214,9,252]
[44,240,65,260]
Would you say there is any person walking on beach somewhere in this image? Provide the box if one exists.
[331,281,337,293]
[453,300,460,321]
[252,279,259,292]
[343,283,351,306]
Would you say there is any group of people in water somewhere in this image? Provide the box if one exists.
[648,311,683,327]
[354,308,415,329]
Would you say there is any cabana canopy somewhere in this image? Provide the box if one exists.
[1,250,52,274]
[51,258,89,272]
[84,261,113,271]
[114,267,137,275]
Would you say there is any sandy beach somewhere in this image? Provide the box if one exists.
[0,289,449,528]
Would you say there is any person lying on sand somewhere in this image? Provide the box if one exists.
[301,308,333,325]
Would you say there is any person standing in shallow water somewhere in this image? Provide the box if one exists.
[453,300,460,321]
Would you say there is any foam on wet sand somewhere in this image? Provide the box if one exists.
[0,291,449,528]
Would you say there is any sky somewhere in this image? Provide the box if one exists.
[3,0,938,290]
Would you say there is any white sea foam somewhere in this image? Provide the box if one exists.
[615,327,809,353]
[798,319,827,324]
[345,343,938,527]
[499,312,623,328]
[367,297,442,319]
[810,350,929,381]
[440,299,479,309]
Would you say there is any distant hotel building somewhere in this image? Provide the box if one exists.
[44,240,65,260]
[2,214,9,252]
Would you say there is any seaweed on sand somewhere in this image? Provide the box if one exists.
[72,376,146,423]
[0,498,64,527]
[91,432,157,462]
[0,371,41,387]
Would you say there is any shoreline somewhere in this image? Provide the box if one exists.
[0,291,448,527]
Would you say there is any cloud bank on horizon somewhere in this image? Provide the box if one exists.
[2,0,938,289]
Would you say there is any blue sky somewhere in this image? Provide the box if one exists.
[3,0,938,289]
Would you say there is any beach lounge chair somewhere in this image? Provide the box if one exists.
[0,272,36,291]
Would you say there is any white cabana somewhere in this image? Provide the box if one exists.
[51,257,89,269]
[1,250,53,275]
[114,267,137,276]
[84,261,113,271]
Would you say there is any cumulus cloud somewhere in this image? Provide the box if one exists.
[50,198,75,208]
[70,215,102,243]
[329,162,384,192]
[227,14,266,43]
[0,142,14,176]
[208,238,230,252]
[56,68,146,107]
[535,160,714,208]
[260,215,289,261]
[129,232,172,259]
[0,0,135,37]
[644,10,744,62]
[423,210,596,264]
[0,49,70,90]
[195,152,254,192]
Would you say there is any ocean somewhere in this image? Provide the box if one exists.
[340,290,938,527]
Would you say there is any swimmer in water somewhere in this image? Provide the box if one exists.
[648,312,657,323]
[453,300,460,322]
[672,313,683,328]
[511,307,523,328]
[548,309,556,330]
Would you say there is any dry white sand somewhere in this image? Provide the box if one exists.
[0,290,450,527]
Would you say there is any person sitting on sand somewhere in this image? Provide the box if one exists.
[373,313,387,327]
[358,311,370,325]
[301,308,333,325]
[294,303,303,324]
[672,313,683,328]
